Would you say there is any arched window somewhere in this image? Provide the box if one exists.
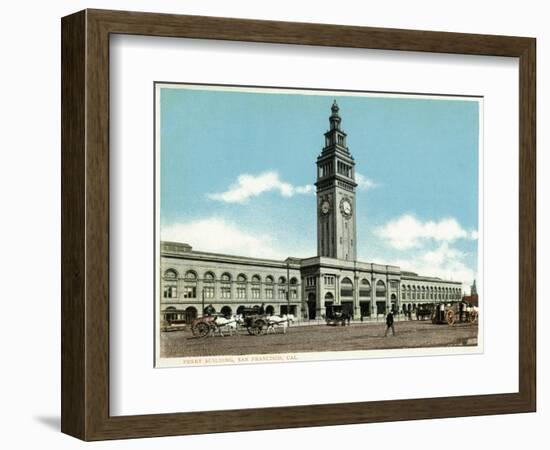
[164,306,177,322]
[340,277,353,297]
[204,271,215,281]
[220,273,231,299]
[163,269,178,298]
[184,270,197,280]
[251,275,261,299]
[203,271,215,299]
[221,272,231,282]
[277,277,287,299]
[220,306,232,318]
[289,277,298,299]
[376,280,386,298]
[264,276,274,299]
[163,269,178,279]
[236,274,247,299]
[184,306,197,324]
[359,279,371,298]
[324,292,335,316]
[182,271,197,299]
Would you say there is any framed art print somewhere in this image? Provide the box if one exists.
[61,9,536,440]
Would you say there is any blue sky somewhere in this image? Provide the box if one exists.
[158,85,479,289]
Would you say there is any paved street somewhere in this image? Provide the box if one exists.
[160,320,478,358]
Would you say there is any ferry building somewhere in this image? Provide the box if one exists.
[160,102,462,323]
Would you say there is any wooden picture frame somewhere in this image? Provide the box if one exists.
[61,9,536,441]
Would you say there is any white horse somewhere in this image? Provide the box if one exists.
[266,314,294,334]
[214,314,242,336]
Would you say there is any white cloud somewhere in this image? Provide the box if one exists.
[371,214,478,289]
[376,214,477,250]
[207,171,313,204]
[389,243,476,291]
[356,173,377,191]
[162,217,301,260]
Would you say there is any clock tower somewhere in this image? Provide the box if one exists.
[315,101,357,261]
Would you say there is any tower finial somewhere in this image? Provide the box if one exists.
[329,100,341,130]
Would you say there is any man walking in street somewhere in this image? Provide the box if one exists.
[384,310,395,336]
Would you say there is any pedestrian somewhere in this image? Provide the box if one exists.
[384,311,395,336]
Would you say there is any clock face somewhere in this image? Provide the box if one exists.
[321,200,330,214]
[340,199,353,217]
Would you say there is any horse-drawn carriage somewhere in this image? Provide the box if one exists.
[190,314,221,337]
[325,309,352,326]
[415,304,433,321]
[239,306,271,335]
[190,305,289,338]
[431,301,478,325]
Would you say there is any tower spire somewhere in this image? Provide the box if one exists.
[330,100,341,130]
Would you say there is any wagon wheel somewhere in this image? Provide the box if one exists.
[249,319,266,335]
[193,321,211,338]
[469,311,478,323]
[446,310,456,326]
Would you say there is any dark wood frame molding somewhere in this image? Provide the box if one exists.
[61,9,536,441]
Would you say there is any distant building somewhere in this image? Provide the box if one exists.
[160,102,462,323]
[462,279,479,306]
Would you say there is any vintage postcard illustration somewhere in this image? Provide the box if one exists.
[154,84,481,367]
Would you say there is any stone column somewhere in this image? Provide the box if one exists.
[372,277,378,316]
[396,280,401,315]
[300,278,309,319]
[335,274,340,306]
[316,274,323,319]
[354,272,360,320]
